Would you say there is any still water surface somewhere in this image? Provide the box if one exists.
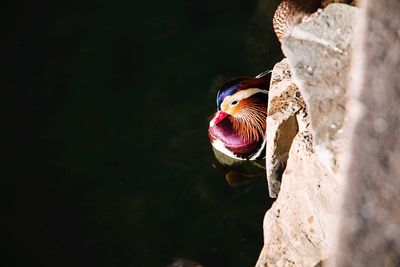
[17,0,282,266]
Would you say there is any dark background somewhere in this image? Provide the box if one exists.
[15,0,282,266]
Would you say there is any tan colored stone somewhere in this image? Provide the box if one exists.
[282,3,358,173]
[257,60,339,267]
[332,0,400,266]
[265,58,305,198]
[257,4,358,266]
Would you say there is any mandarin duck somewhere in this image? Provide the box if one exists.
[208,70,272,160]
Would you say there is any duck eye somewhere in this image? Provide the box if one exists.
[230,100,238,106]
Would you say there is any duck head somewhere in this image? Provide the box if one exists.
[208,71,271,160]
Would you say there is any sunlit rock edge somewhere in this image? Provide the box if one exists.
[258,1,400,266]
[257,4,357,267]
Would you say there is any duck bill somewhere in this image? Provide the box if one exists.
[209,111,229,127]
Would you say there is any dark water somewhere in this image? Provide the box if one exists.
[16,0,282,266]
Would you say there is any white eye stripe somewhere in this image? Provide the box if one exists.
[221,88,268,107]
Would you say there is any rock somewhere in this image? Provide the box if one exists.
[282,3,358,173]
[265,58,305,198]
[257,4,357,266]
[258,131,340,267]
[331,0,400,266]
[257,60,339,267]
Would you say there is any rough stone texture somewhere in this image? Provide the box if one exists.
[282,4,358,173]
[257,4,358,266]
[257,60,339,267]
[331,0,400,266]
[265,59,304,198]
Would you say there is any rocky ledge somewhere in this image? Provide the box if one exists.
[257,2,400,266]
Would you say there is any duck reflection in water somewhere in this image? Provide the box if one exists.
[208,70,271,186]
[211,147,266,187]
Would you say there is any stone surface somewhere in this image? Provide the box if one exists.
[257,60,339,267]
[257,4,358,266]
[265,58,305,198]
[331,0,400,266]
[257,1,399,266]
[282,3,358,173]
